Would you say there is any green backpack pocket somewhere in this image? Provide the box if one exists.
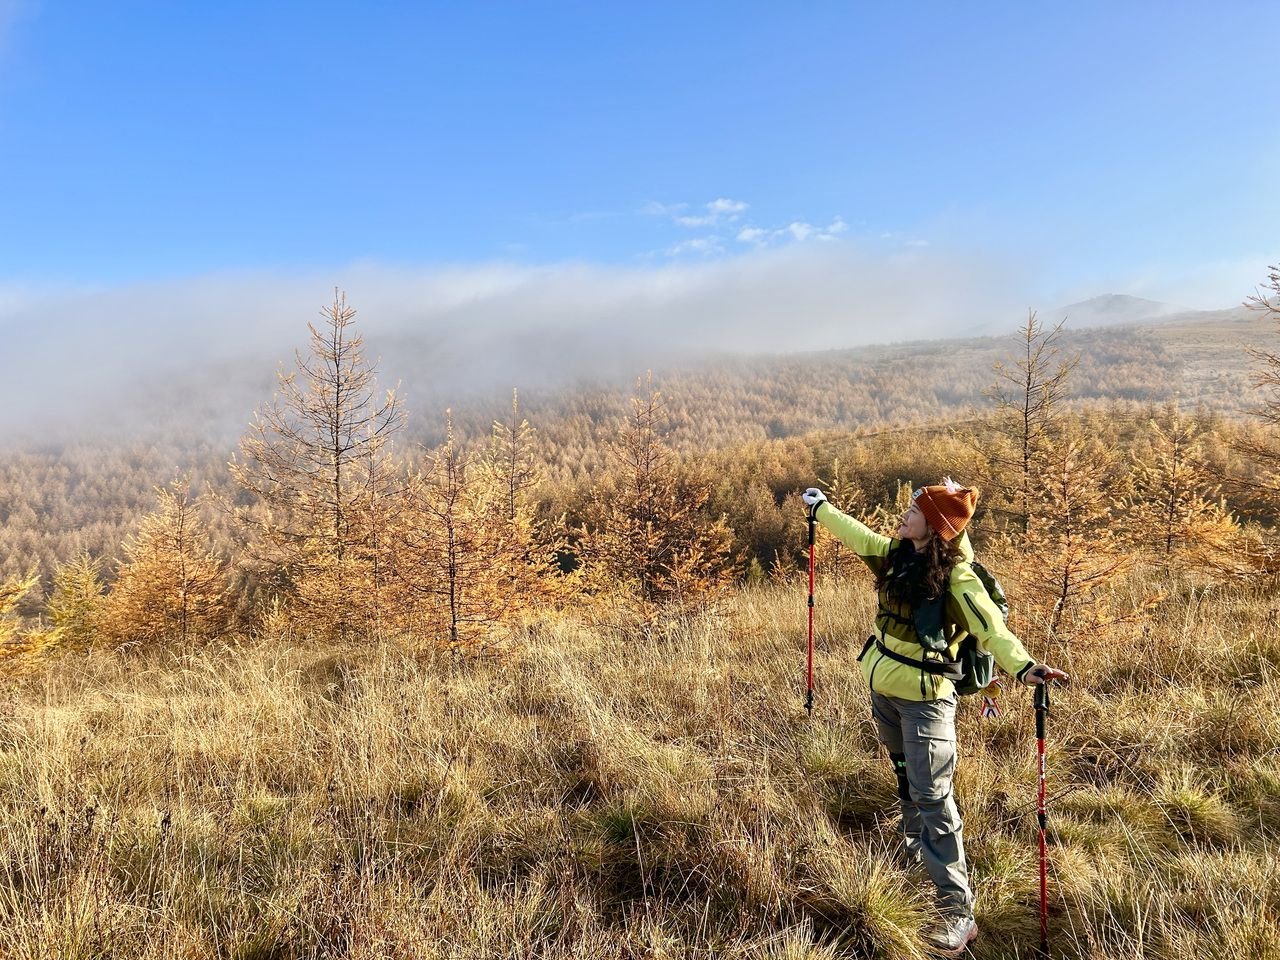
[953,635,995,696]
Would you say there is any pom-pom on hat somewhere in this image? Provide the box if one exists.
[913,477,978,541]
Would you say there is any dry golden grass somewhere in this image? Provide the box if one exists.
[0,566,1275,959]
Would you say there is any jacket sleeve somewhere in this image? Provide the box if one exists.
[949,564,1036,679]
[813,501,892,572]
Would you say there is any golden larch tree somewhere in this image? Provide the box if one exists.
[480,389,567,611]
[580,375,736,616]
[486,389,541,524]
[1013,431,1138,665]
[229,289,405,638]
[1227,263,1280,564]
[394,412,523,647]
[104,479,229,646]
[0,571,58,676]
[1123,405,1246,578]
[979,310,1078,535]
[46,551,106,650]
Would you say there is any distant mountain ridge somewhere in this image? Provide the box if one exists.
[1050,293,1194,328]
[962,293,1243,338]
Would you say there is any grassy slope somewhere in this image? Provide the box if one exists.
[1,565,1277,959]
[1138,310,1264,414]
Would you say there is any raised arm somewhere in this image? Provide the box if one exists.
[811,499,892,571]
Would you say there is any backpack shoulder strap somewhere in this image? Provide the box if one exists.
[968,559,1010,622]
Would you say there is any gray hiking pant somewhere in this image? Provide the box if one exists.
[870,691,973,916]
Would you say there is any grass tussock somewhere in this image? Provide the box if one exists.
[0,564,1275,958]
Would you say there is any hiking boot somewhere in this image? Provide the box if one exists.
[926,914,977,956]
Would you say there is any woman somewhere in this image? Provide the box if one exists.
[801,480,1068,957]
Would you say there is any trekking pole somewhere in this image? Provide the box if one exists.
[804,508,816,715]
[1034,680,1052,958]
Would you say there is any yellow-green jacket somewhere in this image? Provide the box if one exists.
[814,501,1035,701]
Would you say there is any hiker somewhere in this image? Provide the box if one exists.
[801,480,1068,957]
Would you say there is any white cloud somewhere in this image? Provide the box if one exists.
[640,200,688,217]
[663,197,750,228]
[666,235,724,257]
[708,198,748,215]
[785,221,814,242]
[650,198,848,255]
[735,216,849,247]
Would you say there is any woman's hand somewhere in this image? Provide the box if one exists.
[1022,663,1070,686]
[801,488,827,509]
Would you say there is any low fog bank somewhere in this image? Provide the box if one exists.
[0,243,1037,449]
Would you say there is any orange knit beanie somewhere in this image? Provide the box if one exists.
[913,477,979,541]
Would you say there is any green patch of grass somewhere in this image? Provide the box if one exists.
[1222,759,1280,837]
[795,827,930,960]
[1153,769,1242,847]
[595,791,662,846]
[801,728,897,831]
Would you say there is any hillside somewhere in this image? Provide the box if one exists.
[0,301,1264,456]
[1132,307,1265,412]
[1051,293,1190,328]
[0,305,1272,587]
[1,564,1275,958]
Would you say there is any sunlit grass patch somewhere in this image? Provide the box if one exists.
[800,726,897,831]
[795,827,931,960]
[1152,768,1242,847]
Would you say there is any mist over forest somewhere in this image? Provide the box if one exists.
[4,240,1234,447]
[0,248,1254,453]
[0,280,1265,598]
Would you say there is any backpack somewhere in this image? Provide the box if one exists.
[950,638,993,695]
[952,560,1006,695]
[873,557,1010,696]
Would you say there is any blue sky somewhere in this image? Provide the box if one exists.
[0,1,1277,308]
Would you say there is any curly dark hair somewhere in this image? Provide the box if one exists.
[875,532,960,607]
